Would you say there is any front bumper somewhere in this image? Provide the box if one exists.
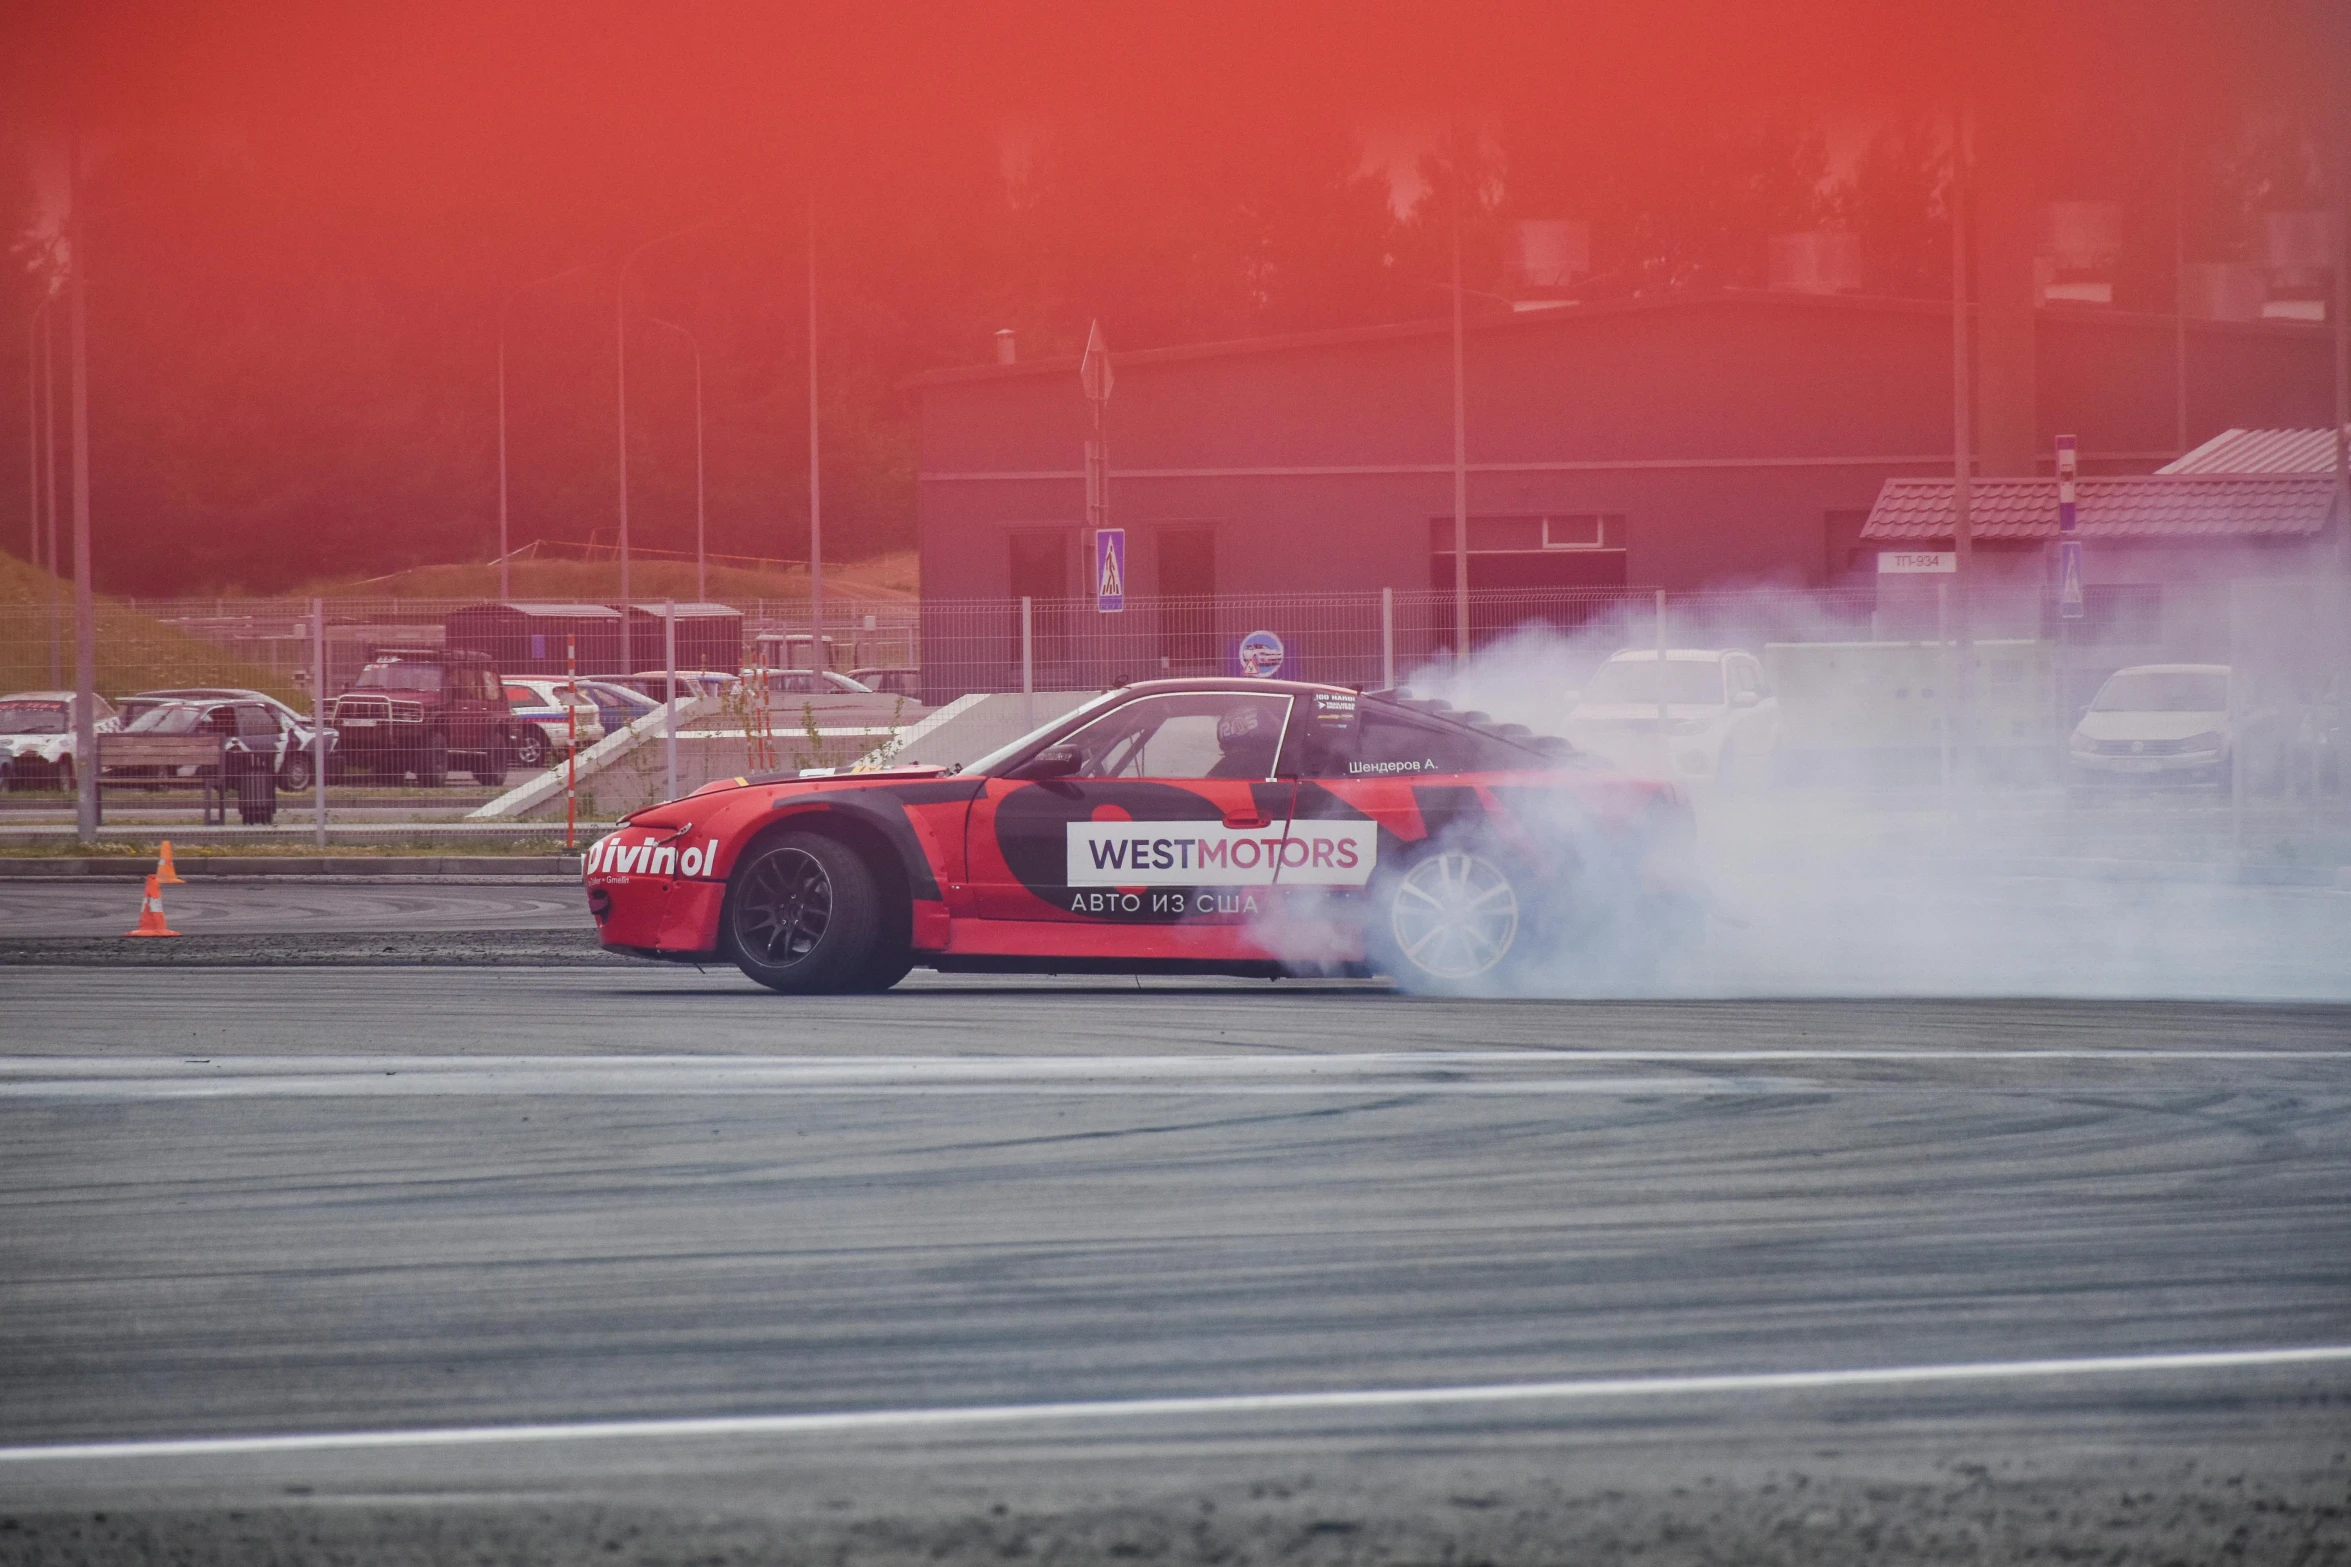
[2069,748,2224,779]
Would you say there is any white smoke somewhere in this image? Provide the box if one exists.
[1368,590,2351,1001]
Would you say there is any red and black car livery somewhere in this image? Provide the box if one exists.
[584,677,1698,994]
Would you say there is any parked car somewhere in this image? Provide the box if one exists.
[617,669,742,701]
[749,668,874,698]
[848,667,919,698]
[117,687,314,733]
[109,697,336,791]
[502,678,607,759]
[325,648,539,786]
[117,690,335,787]
[2068,664,2234,789]
[0,691,118,791]
[1562,649,1780,784]
[573,679,663,734]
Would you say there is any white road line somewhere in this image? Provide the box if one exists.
[5,1346,2347,1465]
[0,1048,2334,1099]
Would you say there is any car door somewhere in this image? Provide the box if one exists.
[965,688,1298,924]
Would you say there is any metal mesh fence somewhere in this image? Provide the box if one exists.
[1,574,2341,839]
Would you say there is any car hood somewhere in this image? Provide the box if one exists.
[2074,710,2227,743]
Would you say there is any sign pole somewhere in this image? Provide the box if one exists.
[312,597,329,849]
[2055,433,2084,743]
[565,634,577,852]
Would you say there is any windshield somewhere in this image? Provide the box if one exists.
[0,702,68,735]
[125,704,204,734]
[964,690,1127,777]
[1579,659,1725,706]
[353,662,443,693]
[2092,671,2227,713]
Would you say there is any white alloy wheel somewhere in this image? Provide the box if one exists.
[1385,850,1521,983]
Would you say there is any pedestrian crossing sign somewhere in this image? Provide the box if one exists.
[2058,539,2084,620]
[1094,528,1126,613]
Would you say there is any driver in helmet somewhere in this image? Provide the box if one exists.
[1208,701,1281,779]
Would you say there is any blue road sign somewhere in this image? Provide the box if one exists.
[1093,528,1126,613]
[1236,629,1286,678]
[2058,539,2085,620]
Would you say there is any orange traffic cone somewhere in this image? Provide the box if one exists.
[155,840,187,885]
[125,875,181,938]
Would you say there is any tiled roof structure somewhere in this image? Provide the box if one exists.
[2160,427,2344,474]
[1861,475,2340,542]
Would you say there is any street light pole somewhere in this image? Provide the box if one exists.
[618,219,724,618]
[497,261,602,602]
[66,135,96,843]
[645,317,706,603]
[1449,133,1471,663]
[807,196,824,665]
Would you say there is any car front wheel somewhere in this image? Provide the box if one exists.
[279,749,314,792]
[1369,844,1526,994]
[724,831,897,994]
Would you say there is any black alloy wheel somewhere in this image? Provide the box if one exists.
[724,830,898,994]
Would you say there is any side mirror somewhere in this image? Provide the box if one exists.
[1016,745,1083,780]
[1732,689,1761,708]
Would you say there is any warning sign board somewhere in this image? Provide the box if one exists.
[1093,528,1126,614]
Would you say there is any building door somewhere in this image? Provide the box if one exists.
[1156,527,1217,674]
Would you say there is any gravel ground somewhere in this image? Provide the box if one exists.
[3,1458,2346,1566]
[0,931,625,966]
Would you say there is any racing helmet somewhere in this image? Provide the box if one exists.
[1214,702,1280,775]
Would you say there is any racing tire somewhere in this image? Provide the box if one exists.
[278,750,314,793]
[1366,841,1529,996]
[470,752,507,788]
[416,736,449,788]
[509,726,549,771]
[56,758,73,796]
[723,830,896,995]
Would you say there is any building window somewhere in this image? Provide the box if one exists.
[1542,514,1607,549]
[1429,515,1627,591]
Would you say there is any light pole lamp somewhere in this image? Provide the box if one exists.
[496,260,602,602]
[644,316,706,604]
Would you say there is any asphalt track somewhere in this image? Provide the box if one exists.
[1,951,2348,1563]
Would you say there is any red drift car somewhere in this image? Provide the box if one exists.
[583,678,1698,994]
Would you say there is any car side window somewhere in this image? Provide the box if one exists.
[235,705,277,739]
[1055,692,1293,780]
[1350,705,1537,777]
[203,706,239,737]
[505,684,537,706]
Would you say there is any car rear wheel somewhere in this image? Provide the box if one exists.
[510,726,549,771]
[470,751,507,787]
[724,831,895,994]
[1369,844,1525,994]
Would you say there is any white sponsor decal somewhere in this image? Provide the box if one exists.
[1065,820,1377,887]
[585,835,713,879]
